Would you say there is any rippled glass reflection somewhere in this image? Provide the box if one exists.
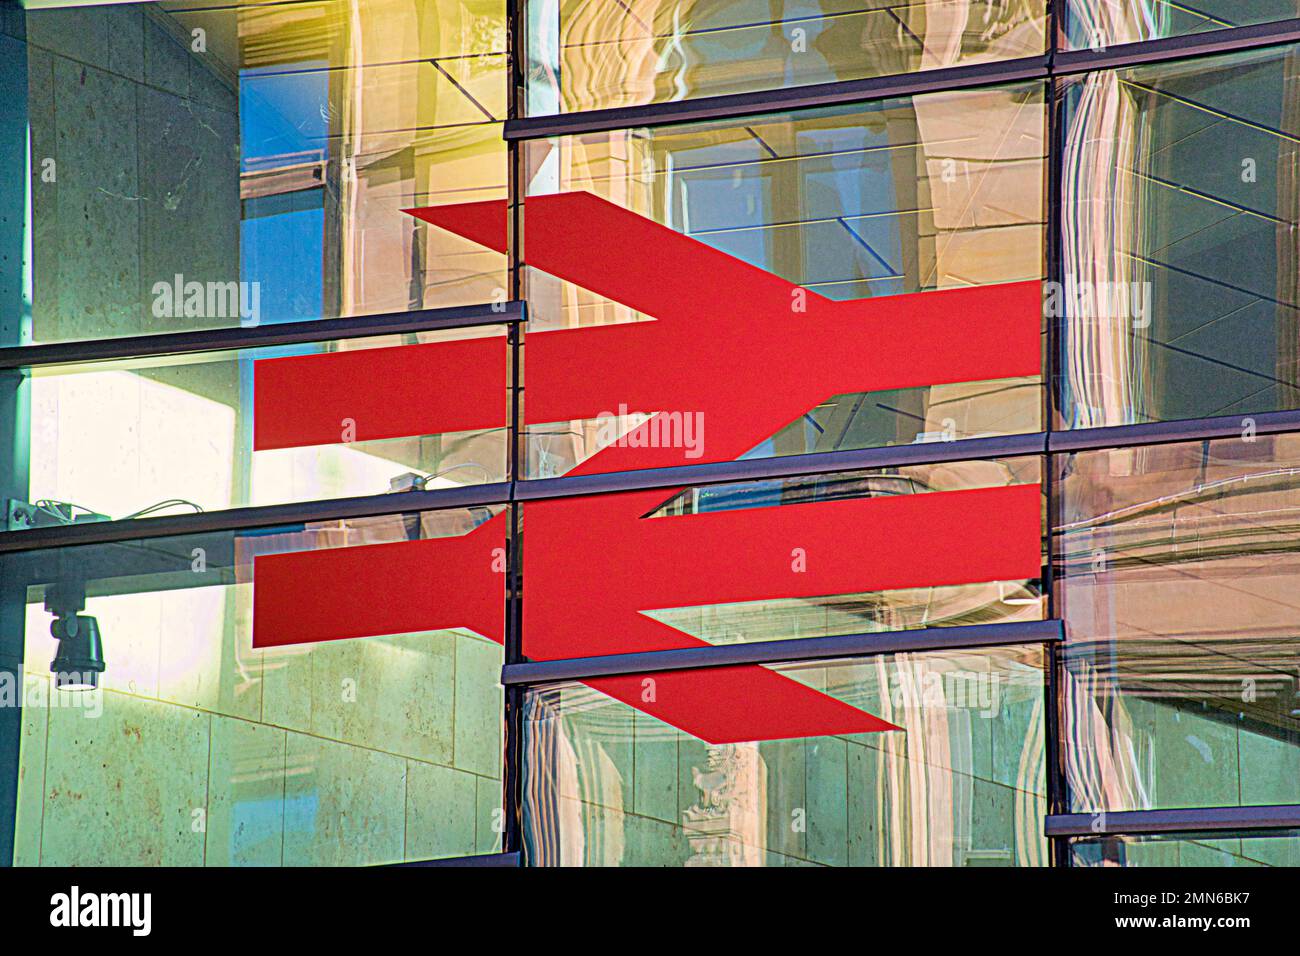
[1064,1,1300,51]
[1059,45,1300,427]
[527,0,1046,114]
[522,646,1047,866]
[1056,438,1300,813]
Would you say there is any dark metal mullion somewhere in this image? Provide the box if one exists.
[499,0,527,864]
[1044,0,1070,869]
[0,27,28,869]
[0,301,524,371]
[0,482,513,555]
[501,620,1064,685]
[1046,804,1300,838]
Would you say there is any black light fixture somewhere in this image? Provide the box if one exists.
[44,582,105,691]
[49,613,106,691]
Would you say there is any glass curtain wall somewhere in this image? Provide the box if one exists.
[3,0,1300,868]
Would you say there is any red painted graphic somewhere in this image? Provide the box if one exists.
[251,191,1043,743]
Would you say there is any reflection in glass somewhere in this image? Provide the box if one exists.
[4,326,506,531]
[1059,44,1300,427]
[524,83,1046,477]
[1072,831,1300,867]
[521,646,1047,866]
[1056,438,1300,813]
[1064,1,1300,51]
[526,0,1046,114]
[6,509,504,865]
[19,0,506,344]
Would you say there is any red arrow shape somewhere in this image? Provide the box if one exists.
[259,193,1039,462]
[251,192,1044,742]
[523,484,1043,660]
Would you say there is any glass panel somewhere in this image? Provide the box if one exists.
[13,0,506,344]
[526,0,1047,115]
[522,84,1046,478]
[2,325,506,532]
[1058,45,1300,428]
[1055,438,1300,813]
[522,459,1044,662]
[1064,1,1300,51]
[521,645,1047,866]
[1071,831,1300,867]
[4,508,504,865]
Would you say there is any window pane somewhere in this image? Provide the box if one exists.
[1071,831,1300,867]
[1064,1,1300,51]
[1058,45,1300,427]
[1055,438,1300,813]
[521,646,1047,866]
[5,508,504,865]
[3,326,506,532]
[14,0,505,344]
[520,85,1046,478]
[523,459,1044,662]
[526,0,1047,115]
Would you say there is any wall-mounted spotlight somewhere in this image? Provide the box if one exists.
[50,613,106,691]
[44,583,106,691]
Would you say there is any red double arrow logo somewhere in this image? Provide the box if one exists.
[249,192,1042,743]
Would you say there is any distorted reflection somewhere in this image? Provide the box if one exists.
[527,0,1046,113]
[522,646,1046,866]
[1057,437,1300,814]
[1059,44,1300,427]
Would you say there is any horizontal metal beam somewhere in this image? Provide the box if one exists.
[501,619,1063,685]
[1046,804,1300,838]
[0,482,513,554]
[504,57,1049,140]
[1054,17,1300,76]
[514,432,1048,501]
[9,406,1300,552]
[1047,408,1300,453]
[0,301,522,371]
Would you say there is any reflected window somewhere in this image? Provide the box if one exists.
[1058,44,1300,427]
[526,0,1047,114]
[1055,438,1300,813]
